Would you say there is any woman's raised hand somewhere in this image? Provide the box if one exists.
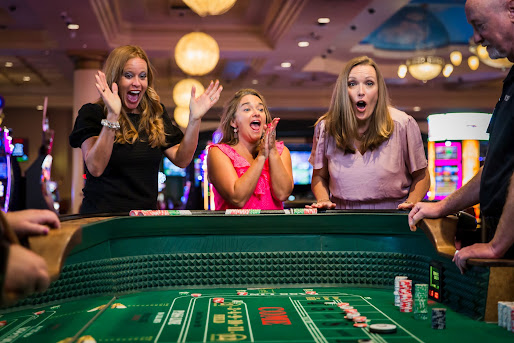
[95,71,121,119]
[189,80,223,121]
[259,118,280,159]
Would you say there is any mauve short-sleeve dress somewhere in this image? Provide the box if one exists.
[309,107,428,209]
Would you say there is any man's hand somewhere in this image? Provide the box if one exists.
[5,209,60,238]
[452,243,500,274]
[408,202,444,231]
[2,245,50,306]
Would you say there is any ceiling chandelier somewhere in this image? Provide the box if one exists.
[175,32,220,76]
[406,56,445,82]
[183,0,237,17]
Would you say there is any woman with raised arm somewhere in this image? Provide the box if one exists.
[70,45,222,213]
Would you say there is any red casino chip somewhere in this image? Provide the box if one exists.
[0,320,6,327]
[353,316,367,323]
[305,291,317,295]
[33,310,45,315]
[353,322,368,328]
[237,291,248,296]
[337,302,350,307]
[213,298,224,303]
[191,293,202,298]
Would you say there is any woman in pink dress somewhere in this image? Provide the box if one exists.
[308,56,430,210]
[207,89,294,210]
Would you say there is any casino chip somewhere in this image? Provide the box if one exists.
[353,322,368,328]
[213,298,224,303]
[369,324,397,334]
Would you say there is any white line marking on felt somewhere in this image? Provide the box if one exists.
[361,297,425,343]
[290,298,328,343]
[154,297,180,343]
[179,298,196,342]
[243,301,255,342]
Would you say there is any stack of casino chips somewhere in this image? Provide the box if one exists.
[338,303,368,328]
[394,276,408,307]
[498,301,514,332]
[431,308,446,329]
[399,279,413,312]
[413,283,429,320]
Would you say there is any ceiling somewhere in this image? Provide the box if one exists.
[0,0,510,128]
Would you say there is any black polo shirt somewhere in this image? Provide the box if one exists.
[480,66,514,218]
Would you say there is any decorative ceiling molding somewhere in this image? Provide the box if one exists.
[263,0,309,47]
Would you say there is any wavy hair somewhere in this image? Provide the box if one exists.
[97,45,167,147]
[317,56,394,154]
[218,89,272,145]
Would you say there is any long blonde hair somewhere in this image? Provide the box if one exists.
[318,56,394,154]
[218,89,272,145]
[98,45,167,147]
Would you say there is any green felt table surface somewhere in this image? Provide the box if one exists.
[0,287,511,343]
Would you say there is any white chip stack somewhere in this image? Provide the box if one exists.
[498,301,514,332]
[394,276,408,307]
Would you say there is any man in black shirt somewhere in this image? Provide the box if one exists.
[408,0,514,273]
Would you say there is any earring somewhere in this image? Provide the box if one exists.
[233,127,238,139]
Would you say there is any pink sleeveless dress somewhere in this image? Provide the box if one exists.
[208,142,285,210]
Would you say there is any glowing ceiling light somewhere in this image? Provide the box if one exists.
[173,78,205,107]
[406,56,444,81]
[175,32,220,76]
[397,64,408,78]
[450,51,462,66]
[442,64,454,77]
[183,0,237,17]
[468,55,479,70]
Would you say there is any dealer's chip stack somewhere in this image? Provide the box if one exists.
[414,283,428,320]
[399,279,413,312]
[431,308,446,329]
[498,301,514,332]
[394,276,408,307]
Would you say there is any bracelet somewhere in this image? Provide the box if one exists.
[101,119,120,130]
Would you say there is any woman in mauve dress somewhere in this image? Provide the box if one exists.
[307,56,430,210]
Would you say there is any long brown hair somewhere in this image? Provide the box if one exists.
[98,45,167,147]
[318,56,394,154]
[218,89,272,145]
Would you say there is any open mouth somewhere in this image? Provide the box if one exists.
[356,100,366,112]
[250,119,261,131]
[127,90,141,104]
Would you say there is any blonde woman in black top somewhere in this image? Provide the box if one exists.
[70,45,222,213]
